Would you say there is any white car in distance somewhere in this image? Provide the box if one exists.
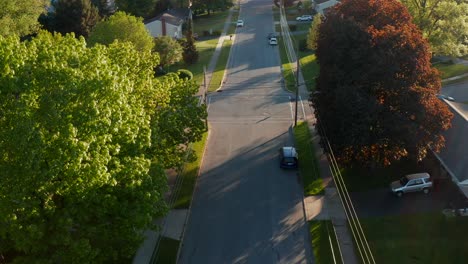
[296,15,313,21]
[269,37,278,45]
[236,20,244,27]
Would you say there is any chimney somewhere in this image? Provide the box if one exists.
[161,17,167,36]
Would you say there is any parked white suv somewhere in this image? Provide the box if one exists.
[390,173,432,197]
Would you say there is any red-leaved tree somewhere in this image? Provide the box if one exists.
[311,0,453,167]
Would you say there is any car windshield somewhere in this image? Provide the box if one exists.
[399,176,409,186]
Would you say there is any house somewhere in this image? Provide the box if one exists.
[433,107,468,198]
[314,0,339,16]
[144,8,192,39]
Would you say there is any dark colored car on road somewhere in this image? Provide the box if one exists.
[279,146,298,169]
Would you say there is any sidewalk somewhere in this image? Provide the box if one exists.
[196,9,236,98]
[282,18,360,264]
[133,8,237,264]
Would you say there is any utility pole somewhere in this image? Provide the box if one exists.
[203,66,208,129]
[294,50,299,127]
[203,66,207,104]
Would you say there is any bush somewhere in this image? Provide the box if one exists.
[213,30,222,36]
[202,30,210,36]
[177,69,193,80]
[289,24,297,31]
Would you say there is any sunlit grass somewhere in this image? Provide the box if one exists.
[309,220,342,264]
[294,122,323,195]
[209,39,232,92]
[172,132,208,209]
[434,62,468,79]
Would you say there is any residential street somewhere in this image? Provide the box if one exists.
[178,0,313,263]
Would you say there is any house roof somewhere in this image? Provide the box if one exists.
[437,105,468,183]
[145,13,184,26]
[167,8,191,18]
[144,8,190,26]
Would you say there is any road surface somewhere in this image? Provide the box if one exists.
[178,0,313,263]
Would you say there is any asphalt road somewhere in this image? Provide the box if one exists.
[178,0,313,263]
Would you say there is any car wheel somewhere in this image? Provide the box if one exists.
[423,188,429,194]
[396,191,403,197]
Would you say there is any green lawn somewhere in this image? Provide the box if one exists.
[172,132,208,209]
[153,237,179,264]
[209,39,232,91]
[300,53,319,91]
[278,37,297,92]
[294,122,323,195]
[442,74,468,86]
[361,213,468,264]
[341,158,426,193]
[192,10,232,36]
[179,38,219,85]
[434,62,468,79]
[309,220,342,264]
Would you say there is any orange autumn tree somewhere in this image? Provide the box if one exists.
[311,0,453,167]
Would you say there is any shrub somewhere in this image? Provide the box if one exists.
[177,69,193,80]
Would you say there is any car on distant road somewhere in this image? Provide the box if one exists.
[296,15,313,21]
[269,37,278,45]
[236,20,244,27]
[279,147,298,169]
[390,173,433,197]
[436,94,455,101]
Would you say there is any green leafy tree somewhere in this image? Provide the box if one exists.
[313,0,453,167]
[53,0,101,37]
[0,31,206,262]
[400,0,468,57]
[115,0,157,18]
[181,20,199,64]
[153,35,183,67]
[88,11,154,52]
[192,0,233,15]
[0,0,49,37]
[307,14,322,50]
[91,0,117,17]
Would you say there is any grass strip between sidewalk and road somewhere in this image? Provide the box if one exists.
[361,213,468,263]
[309,220,342,264]
[278,37,296,92]
[154,237,179,264]
[209,39,233,92]
[294,122,323,195]
[172,132,209,209]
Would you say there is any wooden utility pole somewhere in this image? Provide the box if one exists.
[294,54,299,127]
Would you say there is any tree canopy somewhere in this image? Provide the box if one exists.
[307,14,322,50]
[0,31,206,262]
[115,0,157,18]
[0,0,49,37]
[312,0,453,167]
[400,0,468,57]
[53,0,101,37]
[153,35,183,67]
[88,11,154,52]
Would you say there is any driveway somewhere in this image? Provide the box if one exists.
[350,180,467,218]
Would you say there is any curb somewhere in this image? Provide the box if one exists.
[175,128,212,263]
